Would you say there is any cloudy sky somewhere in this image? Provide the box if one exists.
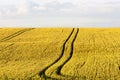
[0,0,120,27]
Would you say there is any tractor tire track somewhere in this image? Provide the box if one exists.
[0,28,35,58]
[38,28,75,79]
[55,28,79,76]
[0,43,14,52]
[47,28,79,79]
[0,28,35,42]
[38,28,79,80]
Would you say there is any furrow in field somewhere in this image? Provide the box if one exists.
[106,33,120,78]
[78,33,94,71]
[0,28,35,42]
[78,32,94,70]
[43,28,79,79]
[38,28,75,80]
[98,33,109,53]
[108,33,119,50]
[97,32,117,78]
[0,43,14,52]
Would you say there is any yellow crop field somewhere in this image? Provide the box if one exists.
[0,28,120,80]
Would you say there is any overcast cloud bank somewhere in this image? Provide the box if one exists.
[0,0,120,27]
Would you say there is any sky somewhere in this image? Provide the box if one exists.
[0,0,120,27]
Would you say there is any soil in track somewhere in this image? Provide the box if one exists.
[38,28,79,80]
[0,28,35,54]
[0,43,14,52]
[0,28,34,42]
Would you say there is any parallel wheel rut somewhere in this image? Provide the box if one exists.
[38,28,79,80]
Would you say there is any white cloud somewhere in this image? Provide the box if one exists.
[0,0,120,27]
[34,6,46,10]
[16,0,29,15]
[0,0,119,17]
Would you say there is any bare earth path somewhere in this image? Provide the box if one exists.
[39,28,79,80]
